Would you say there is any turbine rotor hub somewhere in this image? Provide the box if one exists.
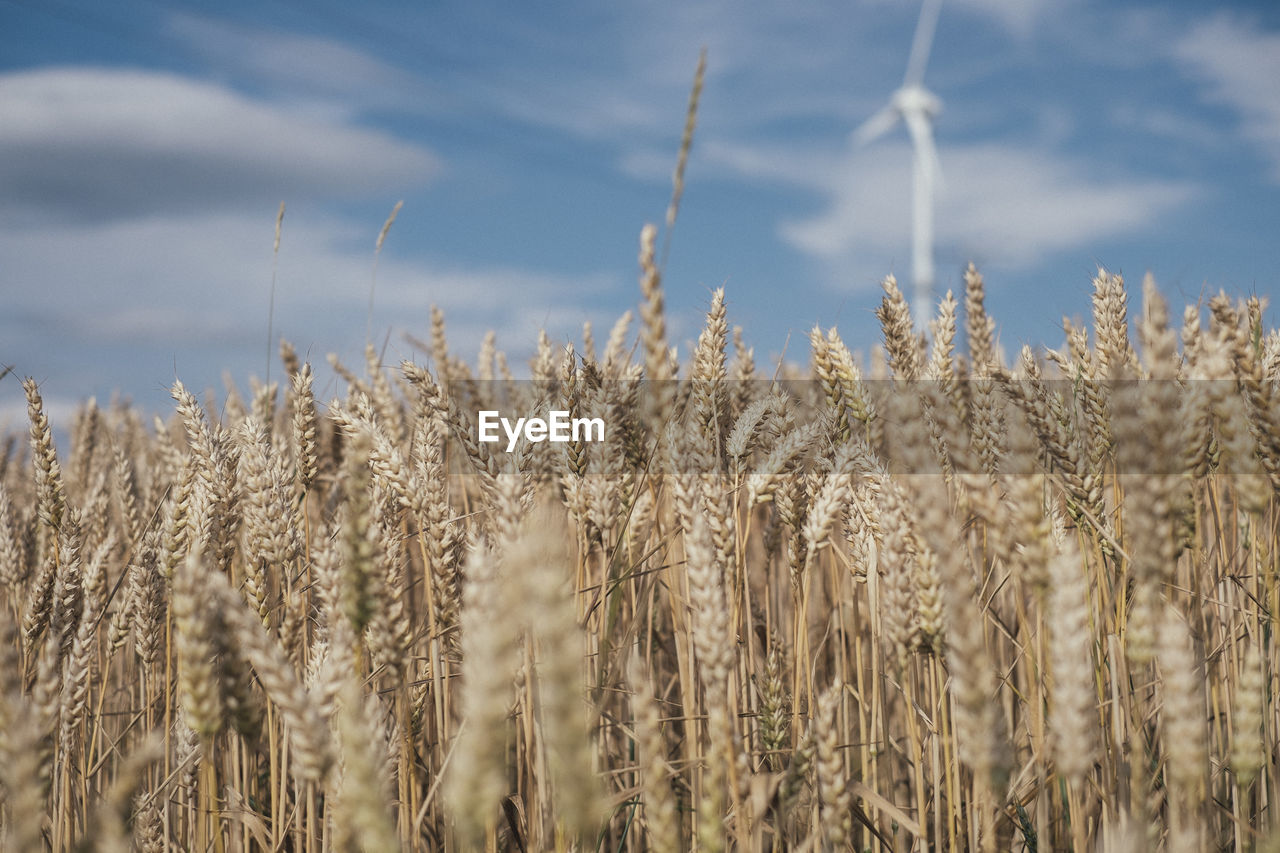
[893,85,942,117]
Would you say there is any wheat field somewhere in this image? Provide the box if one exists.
[2,62,1278,853]
[1,253,1278,852]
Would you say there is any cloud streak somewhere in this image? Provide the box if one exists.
[703,137,1196,286]
[1174,13,1280,183]
[164,13,445,113]
[0,67,439,224]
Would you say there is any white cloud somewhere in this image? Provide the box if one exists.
[0,211,614,334]
[931,146,1195,264]
[948,0,1047,38]
[702,137,1196,285]
[0,209,621,407]
[0,67,439,223]
[1174,13,1280,183]
[488,85,670,142]
[1107,103,1223,151]
[0,62,622,406]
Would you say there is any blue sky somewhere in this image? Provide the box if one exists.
[2,0,1279,421]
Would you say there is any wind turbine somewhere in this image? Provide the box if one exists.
[855,0,944,325]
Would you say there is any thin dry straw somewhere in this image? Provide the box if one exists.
[663,47,706,267]
[368,200,404,346]
[267,201,285,386]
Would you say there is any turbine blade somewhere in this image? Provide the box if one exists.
[904,0,944,86]
[853,104,901,146]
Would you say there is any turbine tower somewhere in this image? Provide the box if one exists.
[855,0,944,325]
